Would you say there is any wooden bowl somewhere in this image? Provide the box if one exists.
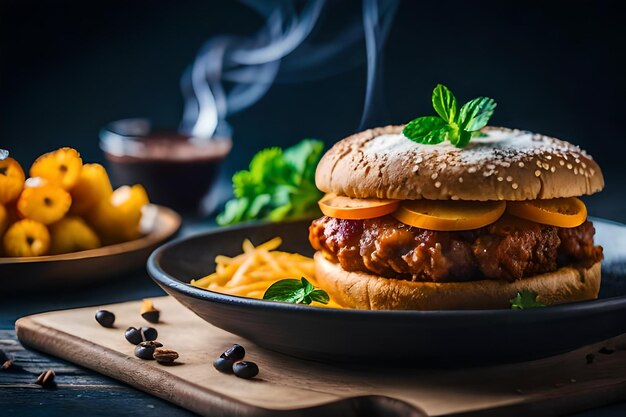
[0,205,181,294]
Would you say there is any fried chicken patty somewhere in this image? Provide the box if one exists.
[309,215,603,282]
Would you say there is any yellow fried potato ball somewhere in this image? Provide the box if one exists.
[30,147,83,190]
[0,157,26,204]
[49,216,101,255]
[70,163,113,215]
[3,219,50,257]
[17,177,72,225]
[88,184,150,244]
[0,204,8,237]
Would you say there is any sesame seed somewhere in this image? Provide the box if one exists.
[468,167,476,173]
[487,164,495,170]
[451,195,459,200]
[483,171,491,177]
[536,161,542,167]
[590,169,595,176]
[575,158,580,163]
[434,181,442,188]
[559,160,565,166]
[542,162,550,170]
[416,156,423,163]
[497,176,503,182]
[535,170,541,177]
[581,162,587,168]
[574,168,578,175]
[458,177,464,183]
[550,166,556,173]
[431,173,438,180]
[546,155,552,160]
[506,176,513,182]
[567,163,573,169]
[512,183,519,189]
[518,162,525,167]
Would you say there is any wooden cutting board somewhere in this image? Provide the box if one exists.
[15,296,626,417]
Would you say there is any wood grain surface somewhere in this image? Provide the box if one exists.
[14,296,626,417]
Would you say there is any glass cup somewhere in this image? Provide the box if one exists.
[99,118,232,214]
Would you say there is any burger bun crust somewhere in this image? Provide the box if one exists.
[314,252,601,310]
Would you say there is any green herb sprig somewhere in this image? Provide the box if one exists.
[263,277,330,305]
[217,139,324,226]
[403,84,497,148]
[510,290,545,309]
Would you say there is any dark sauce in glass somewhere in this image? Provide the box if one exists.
[103,131,231,213]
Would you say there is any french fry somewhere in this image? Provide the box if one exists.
[191,237,343,308]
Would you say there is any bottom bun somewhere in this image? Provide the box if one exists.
[314,252,601,310]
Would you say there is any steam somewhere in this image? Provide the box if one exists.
[180,0,398,139]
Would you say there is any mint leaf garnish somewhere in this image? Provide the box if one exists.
[510,290,545,309]
[403,84,497,148]
[432,84,457,123]
[402,117,447,144]
[458,96,497,131]
[263,277,330,305]
[217,139,324,226]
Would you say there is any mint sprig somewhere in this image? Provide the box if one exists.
[217,139,324,226]
[263,277,329,305]
[403,84,497,148]
[510,290,545,309]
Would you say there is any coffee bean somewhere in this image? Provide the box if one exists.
[0,349,14,371]
[134,341,163,360]
[124,327,143,345]
[141,327,158,342]
[95,310,115,328]
[599,347,616,355]
[222,344,245,361]
[213,356,236,373]
[35,369,56,388]
[154,348,179,365]
[233,361,259,379]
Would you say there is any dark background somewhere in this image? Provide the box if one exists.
[1,0,624,219]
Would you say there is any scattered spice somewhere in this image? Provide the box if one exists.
[153,348,179,365]
[140,299,160,324]
[95,310,115,328]
[35,369,56,388]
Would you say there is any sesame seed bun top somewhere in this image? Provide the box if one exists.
[315,125,604,201]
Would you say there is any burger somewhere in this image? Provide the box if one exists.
[308,124,604,310]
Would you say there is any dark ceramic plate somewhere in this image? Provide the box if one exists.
[148,217,626,365]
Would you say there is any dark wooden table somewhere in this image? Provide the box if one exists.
[2,208,626,417]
